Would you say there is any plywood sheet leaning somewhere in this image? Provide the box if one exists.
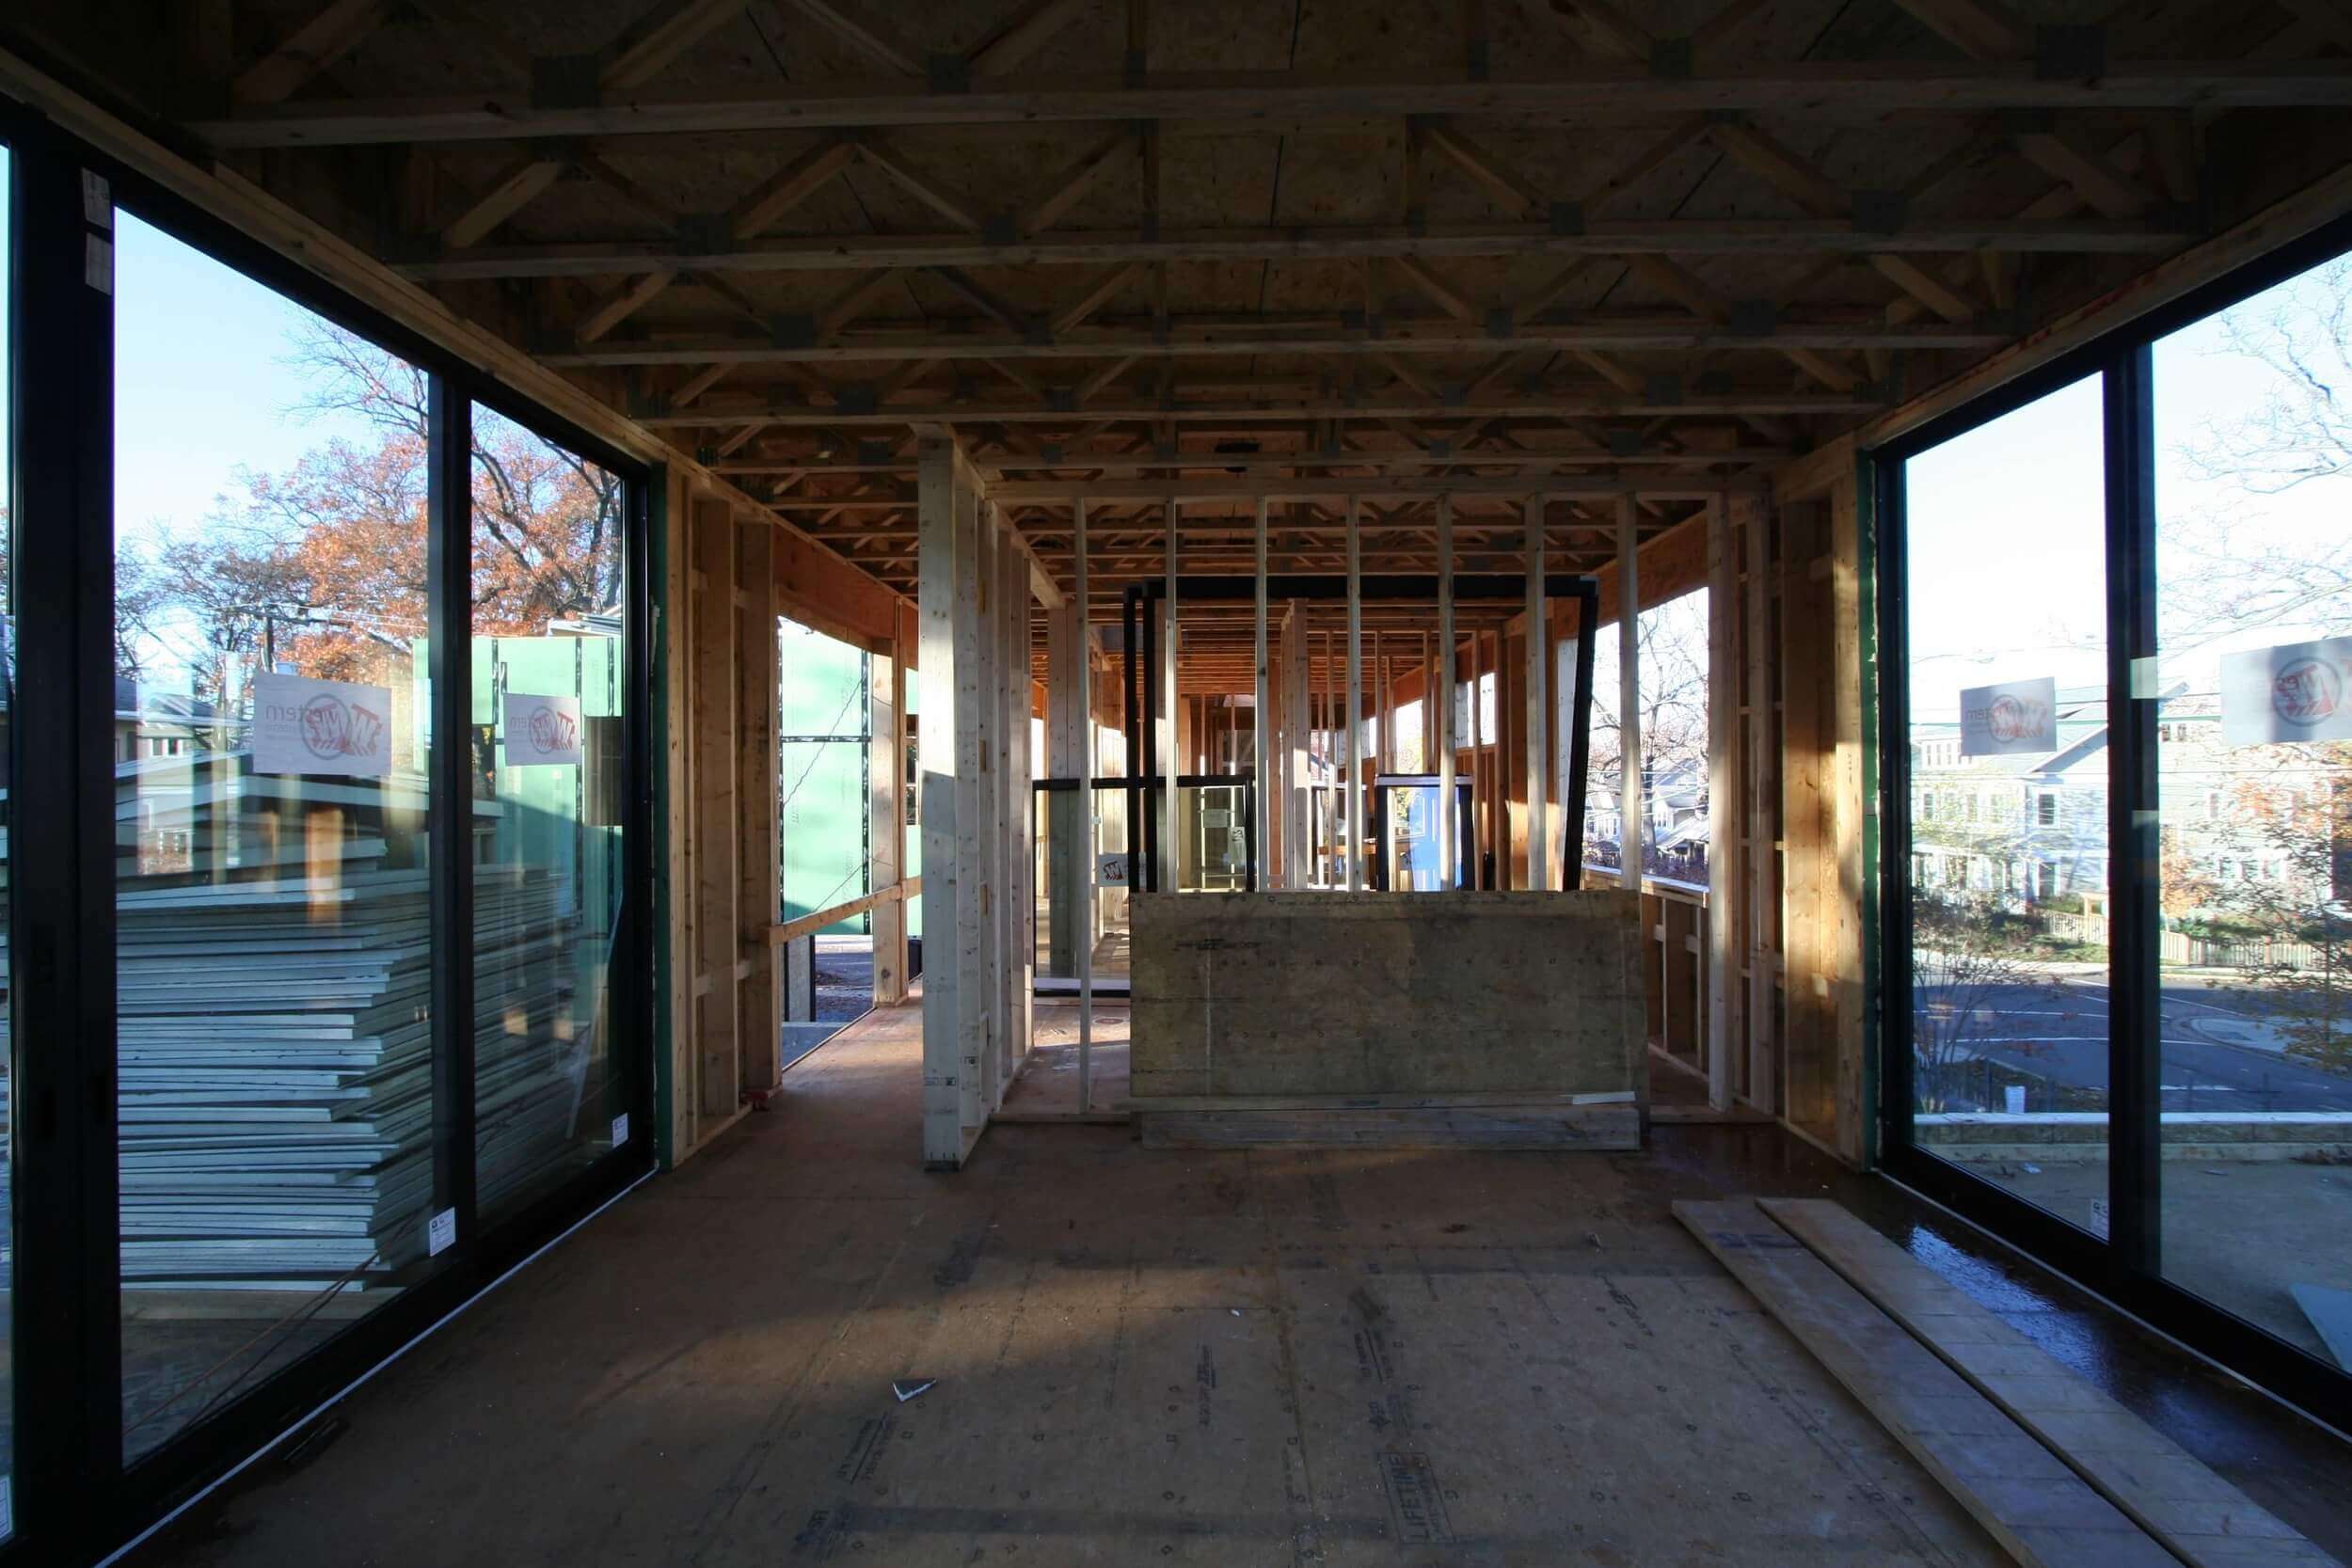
[1129,889,1645,1147]
[1759,1198,2340,1568]
[1675,1198,2181,1568]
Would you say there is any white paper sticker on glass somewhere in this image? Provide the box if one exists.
[503,692,585,767]
[1959,675,2057,757]
[251,672,394,776]
[2219,636,2352,746]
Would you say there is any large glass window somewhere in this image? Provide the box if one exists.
[469,405,628,1222]
[2153,257,2352,1353]
[1899,374,2113,1239]
[112,214,438,1460]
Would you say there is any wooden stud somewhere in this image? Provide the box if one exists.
[1345,495,1363,892]
[691,499,742,1121]
[1437,494,1457,892]
[1617,494,1642,895]
[1704,497,1735,1110]
[1739,490,1776,1112]
[1162,496,1178,891]
[1074,499,1094,1109]
[1253,499,1270,893]
[737,519,781,1096]
[1524,494,1548,892]
[918,438,986,1167]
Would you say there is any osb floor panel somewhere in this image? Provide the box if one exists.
[128,998,2352,1568]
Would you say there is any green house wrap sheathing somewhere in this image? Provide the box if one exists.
[778,622,871,934]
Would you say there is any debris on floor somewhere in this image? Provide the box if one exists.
[891,1378,935,1402]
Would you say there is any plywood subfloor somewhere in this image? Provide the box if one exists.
[122,999,2352,1568]
[1000,1000,1131,1118]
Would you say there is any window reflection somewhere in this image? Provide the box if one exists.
[2153,256,2352,1352]
[469,406,629,1222]
[112,214,437,1458]
[1902,374,2113,1240]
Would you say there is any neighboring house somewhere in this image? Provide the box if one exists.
[1584,755,1708,847]
[1909,682,2335,926]
[1909,685,2113,910]
[114,677,221,763]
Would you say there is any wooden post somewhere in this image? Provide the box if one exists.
[1162,495,1178,891]
[1437,494,1457,892]
[1074,499,1093,1110]
[1705,497,1737,1111]
[1618,495,1643,895]
[1253,498,1269,891]
[1525,494,1549,893]
[1046,580,1085,978]
[690,499,741,1125]
[971,499,1002,1117]
[1740,490,1778,1114]
[999,513,1031,1093]
[919,438,986,1168]
[737,520,781,1097]
[1344,495,1362,893]
[661,468,694,1161]
[868,610,907,1007]
[1284,598,1309,890]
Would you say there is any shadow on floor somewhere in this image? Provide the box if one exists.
[123,1000,2352,1568]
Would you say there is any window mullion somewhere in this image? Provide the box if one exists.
[2104,344,2163,1280]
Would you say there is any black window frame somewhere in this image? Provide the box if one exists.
[2,100,659,1567]
[1873,208,2352,1440]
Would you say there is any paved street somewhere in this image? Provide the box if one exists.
[1915,974,2352,1112]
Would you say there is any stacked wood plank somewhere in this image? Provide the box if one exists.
[1677,1197,2341,1568]
[113,762,584,1292]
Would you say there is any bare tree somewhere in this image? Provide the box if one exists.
[2165,259,2352,645]
[1587,590,1709,787]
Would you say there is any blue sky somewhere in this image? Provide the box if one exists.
[114,210,382,546]
[111,210,390,685]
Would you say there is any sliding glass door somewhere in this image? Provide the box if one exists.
[1895,374,2114,1238]
[2150,263,2352,1359]
[0,110,653,1564]
[1882,230,2352,1432]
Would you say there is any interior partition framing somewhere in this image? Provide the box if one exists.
[1,103,658,1567]
[1870,208,2352,1439]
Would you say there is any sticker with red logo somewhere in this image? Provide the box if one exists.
[2221,638,2352,746]
[252,672,395,777]
[503,692,587,767]
[1959,675,2057,757]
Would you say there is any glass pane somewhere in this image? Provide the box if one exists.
[2153,256,2352,1352]
[1902,373,2112,1238]
[112,214,437,1460]
[469,405,628,1223]
[1176,783,1248,892]
[0,136,15,1537]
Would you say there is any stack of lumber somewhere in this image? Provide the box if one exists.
[113,759,585,1292]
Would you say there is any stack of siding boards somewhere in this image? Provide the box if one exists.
[116,763,583,1295]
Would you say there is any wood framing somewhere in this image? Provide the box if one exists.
[690,499,742,1125]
